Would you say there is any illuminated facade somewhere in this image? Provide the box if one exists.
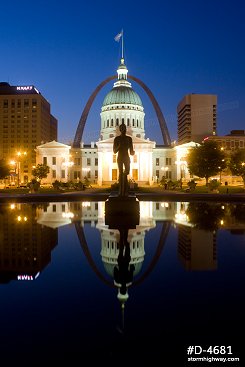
[36,59,195,185]
[0,82,57,184]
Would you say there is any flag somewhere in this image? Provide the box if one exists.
[114,31,123,42]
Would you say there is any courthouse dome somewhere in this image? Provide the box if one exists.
[102,86,143,107]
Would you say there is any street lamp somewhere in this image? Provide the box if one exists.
[16,151,27,187]
[9,160,17,186]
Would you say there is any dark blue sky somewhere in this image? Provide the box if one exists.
[1,0,244,144]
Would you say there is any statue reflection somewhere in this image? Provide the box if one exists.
[114,228,135,298]
[105,198,139,333]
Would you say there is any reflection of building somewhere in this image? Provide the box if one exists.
[177,94,217,144]
[178,225,217,271]
[0,204,58,283]
[0,82,57,183]
[37,202,74,228]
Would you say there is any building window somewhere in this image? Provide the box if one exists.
[116,118,119,126]
[87,158,91,166]
[95,170,98,178]
[156,170,159,178]
[112,169,117,180]
[95,158,98,166]
[87,171,91,179]
[107,120,109,127]
[43,157,47,165]
[62,204,66,212]
[111,119,113,126]
[127,118,130,126]
[122,118,124,124]
[156,158,159,166]
[52,157,56,165]
[52,170,56,179]
[166,157,172,165]
[156,203,159,210]
[74,158,81,165]
[53,204,56,212]
[74,171,81,179]
[166,171,172,179]
[113,155,117,163]
[61,170,65,179]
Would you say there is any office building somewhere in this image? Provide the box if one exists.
[177,94,217,144]
[0,82,57,184]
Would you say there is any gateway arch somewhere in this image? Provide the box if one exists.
[73,75,171,147]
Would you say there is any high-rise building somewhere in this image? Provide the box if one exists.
[0,82,57,184]
[177,94,217,144]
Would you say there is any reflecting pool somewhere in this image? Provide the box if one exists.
[0,201,244,365]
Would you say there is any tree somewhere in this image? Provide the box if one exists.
[0,159,10,180]
[32,164,50,183]
[229,149,245,186]
[187,140,226,185]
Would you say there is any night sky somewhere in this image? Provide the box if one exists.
[1,0,244,144]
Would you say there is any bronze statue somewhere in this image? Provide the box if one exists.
[113,123,135,196]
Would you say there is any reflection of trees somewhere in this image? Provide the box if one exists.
[186,202,224,231]
[229,204,245,223]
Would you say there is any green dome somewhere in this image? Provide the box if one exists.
[102,86,143,107]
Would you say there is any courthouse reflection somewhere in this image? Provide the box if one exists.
[0,204,58,283]
[2,200,240,286]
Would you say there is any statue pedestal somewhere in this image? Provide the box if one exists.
[105,194,140,229]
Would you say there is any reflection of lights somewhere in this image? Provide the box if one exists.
[82,167,90,172]
[17,216,28,222]
[35,272,40,279]
[175,213,189,221]
[161,202,169,208]
[10,204,16,210]
[221,205,225,209]
[62,212,74,218]
[220,220,224,225]
[10,160,16,166]
[82,202,91,207]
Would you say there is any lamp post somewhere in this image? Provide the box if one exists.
[9,160,17,186]
[16,151,27,187]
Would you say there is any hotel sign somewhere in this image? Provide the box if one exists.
[16,86,40,94]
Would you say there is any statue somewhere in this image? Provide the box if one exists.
[113,123,135,196]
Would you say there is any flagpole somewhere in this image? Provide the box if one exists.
[121,29,124,59]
